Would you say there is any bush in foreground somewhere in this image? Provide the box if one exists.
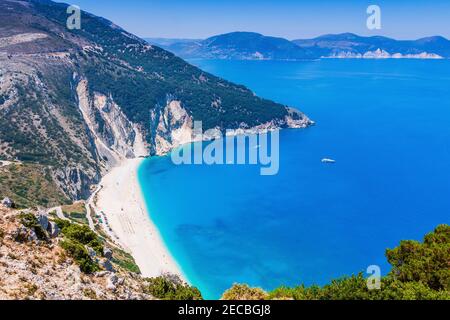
[60,239,99,273]
[386,224,449,291]
[222,284,269,300]
[145,276,202,300]
[55,219,103,273]
[60,223,103,255]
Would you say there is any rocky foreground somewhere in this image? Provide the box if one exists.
[0,206,154,300]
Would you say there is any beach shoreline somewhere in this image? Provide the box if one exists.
[93,158,185,280]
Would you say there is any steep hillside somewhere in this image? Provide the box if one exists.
[0,0,311,202]
[0,161,70,208]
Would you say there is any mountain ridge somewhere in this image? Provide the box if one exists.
[150,32,450,60]
[294,33,450,58]
[148,31,315,60]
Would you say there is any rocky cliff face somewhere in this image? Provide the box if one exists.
[0,49,99,200]
[150,99,194,155]
[76,78,148,169]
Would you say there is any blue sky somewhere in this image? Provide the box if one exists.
[63,0,450,40]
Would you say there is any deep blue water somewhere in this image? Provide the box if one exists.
[138,59,450,299]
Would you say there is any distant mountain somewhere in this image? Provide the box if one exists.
[154,32,450,60]
[154,32,315,60]
[293,33,450,59]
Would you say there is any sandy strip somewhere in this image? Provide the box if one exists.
[94,158,184,279]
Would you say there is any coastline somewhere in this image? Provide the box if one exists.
[93,157,184,280]
[90,113,312,284]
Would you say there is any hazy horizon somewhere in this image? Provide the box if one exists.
[143,31,449,42]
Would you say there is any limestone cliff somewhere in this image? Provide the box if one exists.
[76,78,148,171]
[150,99,312,156]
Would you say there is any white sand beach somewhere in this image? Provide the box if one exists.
[93,158,184,279]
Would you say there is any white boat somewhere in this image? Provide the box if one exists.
[321,158,336,164]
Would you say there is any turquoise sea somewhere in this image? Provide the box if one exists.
[138,59,450,299]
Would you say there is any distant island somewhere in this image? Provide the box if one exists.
[146,32,450,60]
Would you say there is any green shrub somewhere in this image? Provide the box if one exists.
[60,239,99,274]
[222,284,268,300]
[53,218,71,230]
[111,248,141,274]
[386,224,450,291]
[314,274,378,300]
[145,276,202,300]
[112,257,140,274]
[378,278,450,300]
[60,222,103,255]
[57,220,104,273]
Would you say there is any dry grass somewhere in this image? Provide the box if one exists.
[0,163,69,208]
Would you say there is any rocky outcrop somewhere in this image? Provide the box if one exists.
[47,221,60,238]
[36,212,48,231]
[13,225,38,243]
[1,197,14,208]
[150,99,195,155]
[104,248,113,260]
[53,166,99,201]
